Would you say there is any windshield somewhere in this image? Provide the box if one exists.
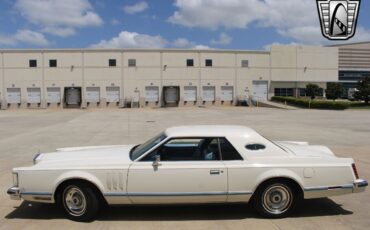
[130,132,167,160]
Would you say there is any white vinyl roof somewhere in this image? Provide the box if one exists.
[164,125,258,138]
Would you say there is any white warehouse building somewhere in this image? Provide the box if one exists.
[0,45,338,109]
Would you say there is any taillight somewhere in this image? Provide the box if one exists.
[352,163,359,179]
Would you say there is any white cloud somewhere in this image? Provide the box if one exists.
[193,45,211,50]
[169,0,369,45]
[172,38,212,49]
[0,36,17,46]
[169,0,266,29]
[211,33,232,45]
[42,27,76,37]
[90,31,167,48]
[172,38,195,48]
[14,0,103,37]
[111,19,121,25]
[0,30,50,46]
[123,2,148,14]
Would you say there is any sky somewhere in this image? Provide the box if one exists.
[0,0,369,50]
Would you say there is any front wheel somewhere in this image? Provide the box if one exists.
[59,183,99,222]
[253,182,297,218]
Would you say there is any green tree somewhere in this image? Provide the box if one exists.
[326,82,343,101]
[306,84,321,100]
[354,77,370,104]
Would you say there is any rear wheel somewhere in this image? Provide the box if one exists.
[59,183,99,222]
[253,182,297,218]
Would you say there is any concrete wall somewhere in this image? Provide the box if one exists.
[0,46,338,109]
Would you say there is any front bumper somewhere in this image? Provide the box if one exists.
[353,179,368,193]
[7,187,21,200]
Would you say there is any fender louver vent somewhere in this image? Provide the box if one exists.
[106,171,124,191]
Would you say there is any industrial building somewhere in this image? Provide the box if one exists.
[0,45,338,109]
[329,42,370,97]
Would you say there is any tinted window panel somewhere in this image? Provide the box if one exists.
[219,138,243,160]
[109,59,116,67]
[187,59,194,67]
[49,59,57,67]
[141,138,220,161]
[29,60,37,68]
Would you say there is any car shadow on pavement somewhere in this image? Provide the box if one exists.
[5,198,352,221]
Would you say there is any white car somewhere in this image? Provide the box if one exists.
[7,126,367,221]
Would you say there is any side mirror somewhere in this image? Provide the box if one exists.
[152,155,161,168]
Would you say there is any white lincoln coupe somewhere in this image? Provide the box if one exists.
[7,126,367,221]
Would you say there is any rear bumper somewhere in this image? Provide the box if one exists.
[7,187,21,200]
[353,179,368,193]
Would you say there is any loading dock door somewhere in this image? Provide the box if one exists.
[164,87,178,103]
[47,87,61,103]
[86,87,100,103]
[220,86,233,101]
[7,88,21,104]
[202,86,215,102]
[253,81,268,101]
[106,86,120,103]
[184,86,197,102]
[66,88,81,105]
[27,88,41,104]
[145,86,159,102]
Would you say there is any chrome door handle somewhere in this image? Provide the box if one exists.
[210,170,220,175]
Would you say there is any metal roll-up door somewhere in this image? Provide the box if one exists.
[145,86,159,102]
[66,88,81,105]
[253,81,268,101]
[27,88,41,103]
[202,86,215,102]
[164,87,178,103]
[86,87,100,103]
[7,88,21,104]
[106,86,120,103]
[220,86,233,101]
[184,86,197,102]
[47,87,61,103]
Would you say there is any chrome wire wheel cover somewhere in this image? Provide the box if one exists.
[63,186,87,216]
[262,184,293,215]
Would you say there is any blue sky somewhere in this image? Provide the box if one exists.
[0,0,369,50]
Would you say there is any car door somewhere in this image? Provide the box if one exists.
[127,137,228,204]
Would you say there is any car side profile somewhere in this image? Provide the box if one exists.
[7,125,367,221]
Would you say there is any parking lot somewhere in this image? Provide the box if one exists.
[0,107,369,229]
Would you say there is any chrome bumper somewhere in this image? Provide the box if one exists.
[7,187,21,200]
[353,179,368,193]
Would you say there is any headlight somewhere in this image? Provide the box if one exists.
[12,173,18,187]
[33,153,41,165]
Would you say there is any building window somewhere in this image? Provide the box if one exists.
[186,59,194,67]
[128,59,136,67]
[299,88,306,97]
[109,59,116,67]
[49,59,57,67]
[274,88,294,97]
[205,59,213,67]
[241,60,249,67]
[29,60,37,68]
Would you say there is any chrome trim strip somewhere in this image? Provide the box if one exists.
[104,191,252,197]
[304,184,353,192]
[21,192,53,196]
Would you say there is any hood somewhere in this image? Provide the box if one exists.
[276,141,336,158]
[33,145,135,169]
